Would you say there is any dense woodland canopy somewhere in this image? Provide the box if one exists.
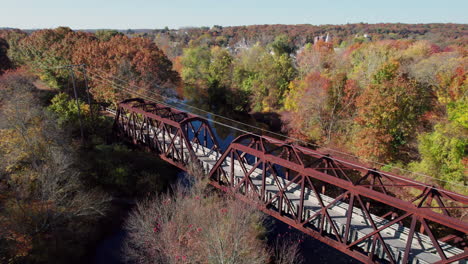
[0,27,183,263]
[149,24,466,193]
[0,23,466,263]
[0,26,304,264]
[0,24,466,190]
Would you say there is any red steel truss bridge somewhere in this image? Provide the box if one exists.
[112,98,468,264]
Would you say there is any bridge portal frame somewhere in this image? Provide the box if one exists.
[113,98,468,264]
[113,98,220,170]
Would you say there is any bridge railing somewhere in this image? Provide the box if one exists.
[209,133,467,263]
[112,98,467,264]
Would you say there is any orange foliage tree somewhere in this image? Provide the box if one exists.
[73,35,180,103]
[295,41,334,76]
[353,61,430,162]
[284,72,331,141]
[7,27,179,103]
[15,27,93,87]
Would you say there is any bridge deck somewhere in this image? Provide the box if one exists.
[127,124,465,264]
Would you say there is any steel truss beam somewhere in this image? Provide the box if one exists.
[113,98,468,264]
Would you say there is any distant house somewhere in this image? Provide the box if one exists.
[233,38,250,53]
[313,33,332,44]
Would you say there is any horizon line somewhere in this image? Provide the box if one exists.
[2,22,467,31]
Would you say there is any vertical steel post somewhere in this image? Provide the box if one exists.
[69,67,84,141]
[81,64,93,119]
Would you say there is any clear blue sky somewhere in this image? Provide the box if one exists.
[1,0,467,29]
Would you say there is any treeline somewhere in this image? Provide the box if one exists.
[176,35,467,193]
[2,26,463,192]
[0,24,465,263]
[135,23,468,58]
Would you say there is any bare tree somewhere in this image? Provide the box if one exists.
[271,236,303,264]
[124,180,268,264]
[0,71,110,262]
[124,163,303,264]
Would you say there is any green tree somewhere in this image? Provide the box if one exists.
[233,45,296,111]
[95,29,123,41]
[47,92,90,128]
[447,99,468,129]
[270,34,294,56]
[0,29,28,67]
[180,46,211,86]
[409,121,467,193]
[207,46,233,88]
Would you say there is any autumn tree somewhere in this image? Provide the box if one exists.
[0,71,110,263]
[124,186,268,263]
[124,171,302,264]
[73,34,180,103]
[6,28,179,103]
[407,51,467,192]
[0,29,27,67]
[284,72,331,141]
[348,40,410,87]
[295,41,334,76]
[353,61,430,162]
[14,27,94,88]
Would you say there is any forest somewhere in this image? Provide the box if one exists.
[0,23,466,263]
[149,24,466,192]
